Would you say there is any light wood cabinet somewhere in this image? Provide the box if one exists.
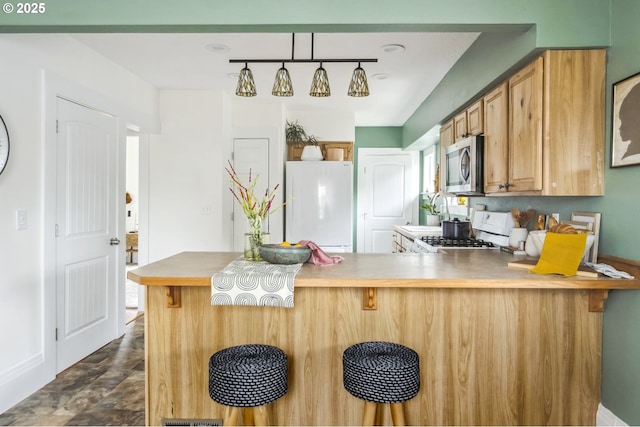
[438,119,454,193]
[483,81,509,193]
[507,56,544,193]
[453,99,484,141]
[484,49,605,196]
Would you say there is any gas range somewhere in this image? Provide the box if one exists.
[413,235,498,252]
[420,235,497,249]
[410,211,515,253]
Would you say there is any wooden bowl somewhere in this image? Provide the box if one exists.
[259,244,312,264]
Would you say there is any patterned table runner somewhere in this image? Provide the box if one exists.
[211,257,302,308]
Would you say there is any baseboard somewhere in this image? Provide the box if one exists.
[597,403,629,426]
[0,353,54,414]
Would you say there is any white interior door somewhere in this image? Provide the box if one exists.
[231,138,270,251]
[56,98,119,372]
[357,148,418,253]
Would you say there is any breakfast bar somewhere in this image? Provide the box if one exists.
[128,251,640,426]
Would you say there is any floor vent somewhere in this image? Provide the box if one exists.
[161,418,223,426]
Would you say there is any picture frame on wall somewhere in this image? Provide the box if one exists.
[611,71,640,167]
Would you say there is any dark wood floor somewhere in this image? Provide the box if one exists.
[0,315,145,426]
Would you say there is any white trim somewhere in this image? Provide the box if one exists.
[597,403,629,426]
[0,353,44,387]
[0,352,51,414]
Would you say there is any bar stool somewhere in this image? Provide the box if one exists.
[343,341,420,426]
[208,344,288,426]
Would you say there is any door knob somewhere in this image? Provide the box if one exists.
[110,237,121,246]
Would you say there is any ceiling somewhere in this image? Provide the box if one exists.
[71,32,480,127]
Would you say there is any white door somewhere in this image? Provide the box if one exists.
[231,138,270,251]
[357,148,418,253]
[56,98,119,372]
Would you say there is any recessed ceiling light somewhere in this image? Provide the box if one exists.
[228,72,240,79]
[206,43,231,53]
[381,44,405,54]
[371,73,391,80]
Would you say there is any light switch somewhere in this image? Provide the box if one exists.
[200,204,212,216]
[16,209,27,230]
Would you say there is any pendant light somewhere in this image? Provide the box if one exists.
[348,62,370,97]
[272,62,294,96]
[310,62,331,97]
[230,33,377,98]
[235,62,257,97]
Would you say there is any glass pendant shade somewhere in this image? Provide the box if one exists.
[309,64,331,97]
[348,64,370,97]
[272,64,294,96]
[235,64,257,97]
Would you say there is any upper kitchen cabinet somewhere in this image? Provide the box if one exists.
[438,119,454,192]
[507,56,544,193]
[485,49,605,196]
[454,99,484,141]
[483,81,509,193]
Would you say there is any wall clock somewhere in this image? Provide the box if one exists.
[0,115,9,175]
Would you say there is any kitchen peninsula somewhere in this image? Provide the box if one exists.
[128,251,640,426]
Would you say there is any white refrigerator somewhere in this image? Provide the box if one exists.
[285,161,353,252]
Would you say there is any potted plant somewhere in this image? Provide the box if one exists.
[421,193,441,226]
[286,120,323,160]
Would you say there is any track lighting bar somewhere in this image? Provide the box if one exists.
[230,58,378,64]
[230,32,377,65]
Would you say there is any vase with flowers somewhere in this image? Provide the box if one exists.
[226,160,285,261]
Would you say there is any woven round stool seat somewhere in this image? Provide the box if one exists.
[208,344,288,408]
[343,341,420,404]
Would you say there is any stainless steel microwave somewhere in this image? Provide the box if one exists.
[444,135,484,195]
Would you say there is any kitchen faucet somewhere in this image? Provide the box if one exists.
[437,192,450,221]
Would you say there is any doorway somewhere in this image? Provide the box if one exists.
[231,138,270,251]
[125,133,142,323]
[356,148,419,253]
[54,97,120,373]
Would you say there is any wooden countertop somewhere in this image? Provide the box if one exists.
[127,250,640,290]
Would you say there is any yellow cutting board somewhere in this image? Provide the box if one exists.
[507,259,599,277]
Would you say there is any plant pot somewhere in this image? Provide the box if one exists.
[300,145,324,161]
[426,214,440,226]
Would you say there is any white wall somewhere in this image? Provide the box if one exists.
[0,34,158,414]
[147,90,230,262]
[286,109,355,142]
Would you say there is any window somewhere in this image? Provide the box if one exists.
[422,145,437,193]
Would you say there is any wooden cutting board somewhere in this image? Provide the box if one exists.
[507,259,599,277]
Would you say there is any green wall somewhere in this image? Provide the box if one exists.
[399,2,640,423]
[600,0,640,424]
[1,0,638,422]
